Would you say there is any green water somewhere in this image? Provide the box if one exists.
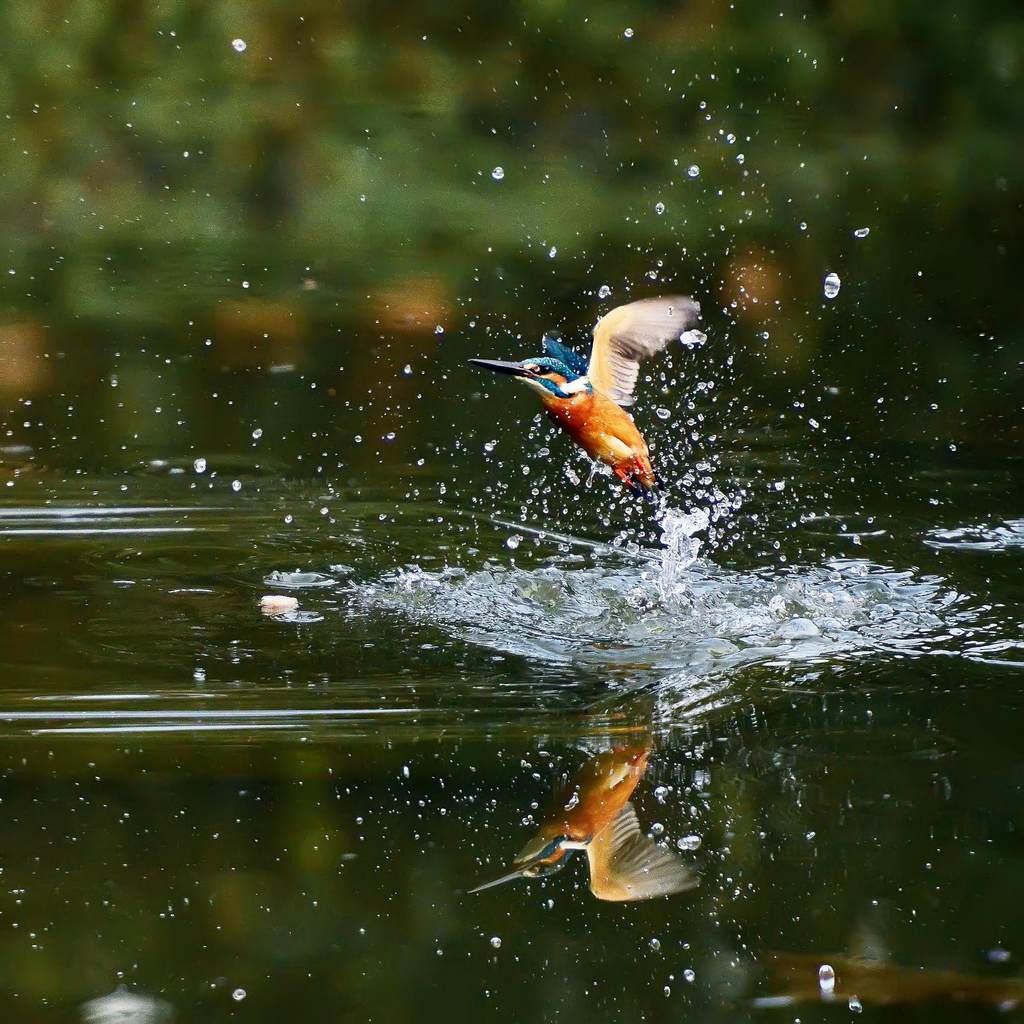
[2,3,1024,1021]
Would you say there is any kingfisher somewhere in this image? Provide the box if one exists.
[469,743,697,902]
[469,296,703,495]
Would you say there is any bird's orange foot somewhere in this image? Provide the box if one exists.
[613,464,645,497]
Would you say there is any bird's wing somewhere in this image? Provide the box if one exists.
[586,802,698,902]
[542,334,589,377]
[587,296,701,406]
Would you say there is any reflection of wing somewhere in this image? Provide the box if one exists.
[586,803,698,901]
[587,297,701,406]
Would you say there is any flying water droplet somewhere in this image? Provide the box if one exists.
[491,166,504,181]
[232,988,246,1002]
[819,964,836,994]
[823,272,841,299]
[490,936,502,949]
[231,479,242,493]
[597,284,612,299]
[655,407,671,420]
[251,428,263,440]
[853,227,871,238]
[686,164,700,178]
[677,834,702,851]
[505,534,522,550]
[654,201,665,215]
[231,38,247,52]
[649,937,661,951]
[623,27,634,38]
[679,329,707,349]
[848,995,863,1013]
[548,246,557,258]
[193,457,207,474]
[434,324,444,335]
[683,969,696,983]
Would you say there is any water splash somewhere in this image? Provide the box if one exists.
[355,521,978,688]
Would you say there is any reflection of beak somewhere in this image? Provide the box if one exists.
[467,866,527,894]
[468,358,536,378]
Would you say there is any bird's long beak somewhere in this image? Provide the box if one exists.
[468,358,535,378]
[468,865,528,894]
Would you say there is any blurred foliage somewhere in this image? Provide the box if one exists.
[0,0,1022,465]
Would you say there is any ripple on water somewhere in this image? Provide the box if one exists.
[923,519,1024,552]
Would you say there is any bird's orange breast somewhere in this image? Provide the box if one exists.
[541,391,654,484]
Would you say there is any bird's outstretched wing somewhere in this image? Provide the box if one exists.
[585,802,698,901]
[542,334,590,377]
[587,296,701,406]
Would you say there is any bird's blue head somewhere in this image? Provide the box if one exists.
[468,353,592,400]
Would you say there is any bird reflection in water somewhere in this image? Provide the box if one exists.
[754,951,1024,1013]
[471,742,697,901]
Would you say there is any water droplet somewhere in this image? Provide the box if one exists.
[232,988,246,1002]
[491,166,505,181]
[506,534,522,550]
[403,363,413,375]
[679,329,707,349]
[649,937,661,951]
[548,246,557,258]
[853,227,870,238]
[231,479,242,492]
[650,822,665,836]
[434,324,444,335]
[598,284,612,299]
[193,457,207,474]
[819,964,836,994]
[241,280,250,289]
[623,27,634,38]
[686,164,700,178]
[655,407,671,421]
[654,201,665,215]
[231,39,247,53]
[251,428,263,440]
[683,969,696,983]
[490,936,502,949]
[677,834,702,851]
[736,152,745,164]
[483,440,497,453]
[823,271,841,299]
[848,995,862,1013]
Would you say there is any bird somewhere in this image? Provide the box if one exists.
[469,743,697,902]
[469,296,703,495]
